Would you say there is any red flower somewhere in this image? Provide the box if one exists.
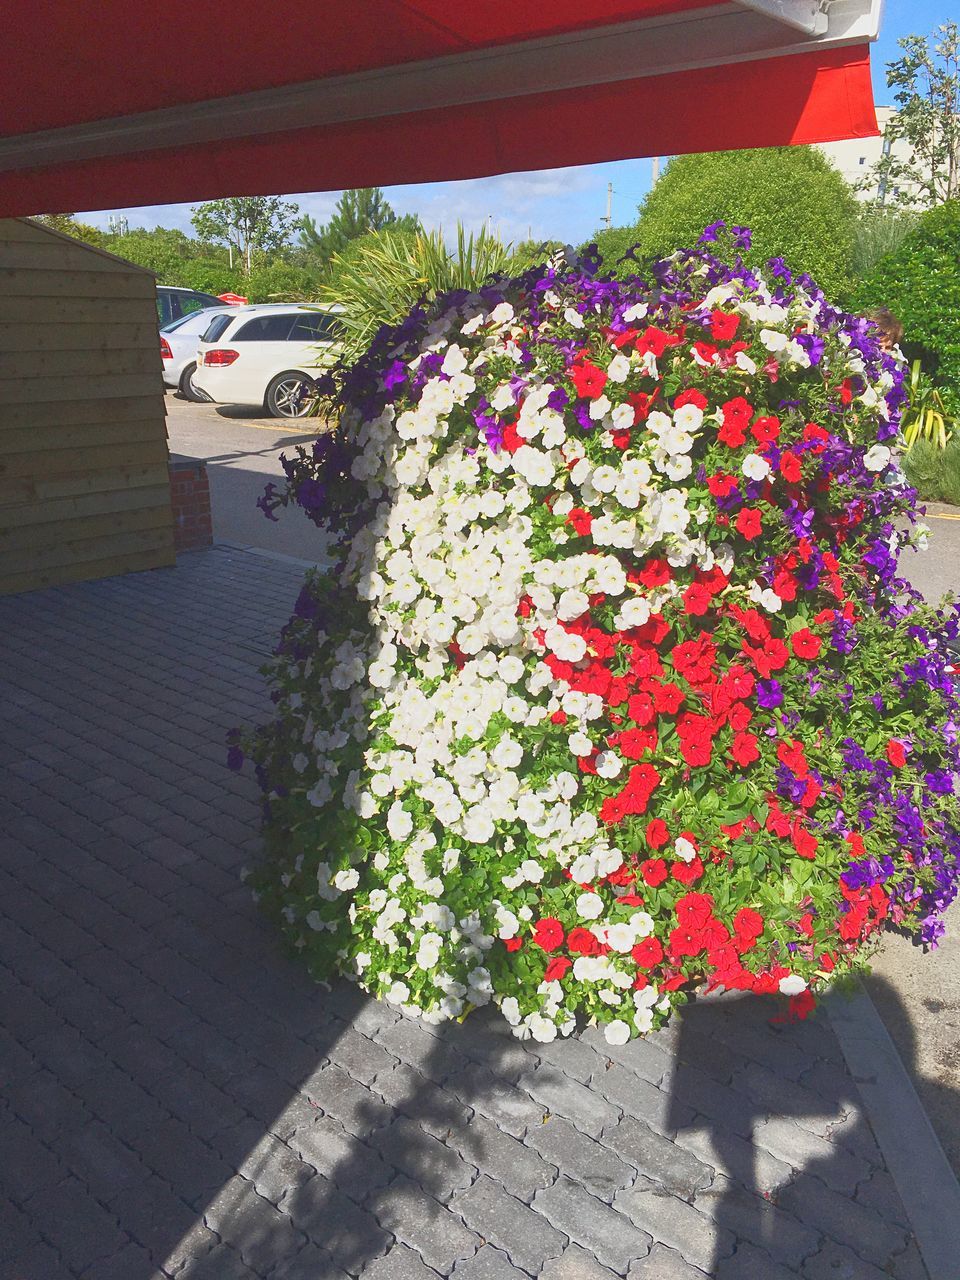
[711,310,740,341]
[803,422,829,453]
[790,629,822,660]
[718,418,748,448]
[645,819,670,849]
[788,989,817,1020]
[627,389,659,422]
[707,473,738,498]
[567,927,601,956]
[672,856,704,885]
[632,937,664,968]
[566,507,593,536]
[779,451,802,483]
[792,825,819,860]
[733,907,764,940]
[544,956,573,982]
[675,388,708,410]
[751,415,781,445]
[503,936,523,952]
[636,326,679,358]
[886,739,907,768]
[637,558,672,588]
[777,738,809,777]
[668,926,703,957]
[682,582,713,616]
[570,361,607,399]
[730,731,760,768]
[533,917,565,952]
[652,682,685,715]
[736,508,763,541]
[502,421,523,453]
[640,858,668,887]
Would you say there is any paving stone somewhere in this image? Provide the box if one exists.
[177,1243,261,1279]
[372,1061,476,1138]
[671,1118,794,1197]
[209,1180,309,1273]
[627,1241,710,1279]
[534,1176,652,1274]
[452,1243,529,1278]
[369,1173,482,1273]
[326,1024,398,1082]
[736,1061,850,1137]
[530,1033,608,1085]
[370,1114,477,1200]
[521,1064,621,1139]
[524,1113,632,1201]
[670,1061,758,1140]
[888,1239,932,1280]
[753,1116,870,1192]
[4,1239,75,1280]
[365,1241,444,1279]
[601,1114,714,1199]
[445,1110,557,1201]
[107,1174,203,1262]
[714,1240,802,1280]
[285,1172,393,1272]
[694,1174,820,1272]
[24,1175,129,1273]
[580,1027,673,1087]
[539,1244,622,1279]
[0,1115,67,1197]
[446,1061,548,1137]
[801,1239,898,1279]
[777,1171,908,1267]
[452,1173,567,1273]
[853,1166,912,1230]
[237,1133,319,1205]
[301,1062,395,1138]
[615,1179,734,1274]
[77,1238,156,1280]
[589,1062,695,1136]
[268,1242,353,1279]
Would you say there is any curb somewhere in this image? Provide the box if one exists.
[825,981,960,1280]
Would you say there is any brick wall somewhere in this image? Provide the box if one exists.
[169,457,213,552]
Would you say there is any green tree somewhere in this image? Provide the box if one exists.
[32,213,106,248]
[865,23,960,208]
[191,197,300,273]
[299,188,418,269]
[851,203,919,280]
[853,197,960,412]
[615,146,858,297]
[509,238,566,272]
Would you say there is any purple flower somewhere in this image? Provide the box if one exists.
[756,679,783,710]
[699,220,726,244]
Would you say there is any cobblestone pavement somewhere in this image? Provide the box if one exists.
[0,546,931,1280]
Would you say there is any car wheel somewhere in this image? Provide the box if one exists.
[266,371,318,418]
[179,363,210,402]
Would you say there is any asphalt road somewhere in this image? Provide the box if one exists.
[165,390,960,1173]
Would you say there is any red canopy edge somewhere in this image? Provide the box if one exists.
[0,44,876,219]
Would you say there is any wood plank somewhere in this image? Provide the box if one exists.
[0,483,172,530]
[0,298,158,325]
[0,439,169,480]
[0,544,176,596]
[0,269,154,298]
[0,372,164,405]
[0,395,166,429]
[0,220,55,244]
[0,462,169,506]
[0,322,160,352]
[0,419,164,456]
[0,241,148,272]
[0,346,163,380]
[0,504,172,554]
[0,525,174,576]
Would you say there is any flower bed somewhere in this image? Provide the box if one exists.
[241,227,960,1043]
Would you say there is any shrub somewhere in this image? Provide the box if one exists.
[903,438,960,506]
[241,226,960,1044]
[853,198,960,413]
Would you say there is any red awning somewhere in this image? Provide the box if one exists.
[0,1,881,217]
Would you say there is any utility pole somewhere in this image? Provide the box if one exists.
[651,156,661,186]
[601,182,613,228]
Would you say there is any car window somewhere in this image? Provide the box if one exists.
[288,312,338,342]
[156,295,173,327]
[233,314,296,342]
[161,311,203,334]
[180,294,210,316]
[201,314,235,343]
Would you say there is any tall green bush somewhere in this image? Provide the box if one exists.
[853,198,960,412]
[606,147,857,296]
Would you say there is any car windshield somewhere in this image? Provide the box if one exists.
[161,311,205,334]
[201,314,235,343]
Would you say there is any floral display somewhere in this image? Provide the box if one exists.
[239,225,960,1044]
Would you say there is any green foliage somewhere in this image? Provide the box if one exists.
[32,214,106,247]
[190,197,300,272]
[851,204,919,280]
[902,436,960,505]
[588,226,646,279]
[628,146,858,296]
[509,239,566,273]
[863,23,960,208]
[901,360,956,451]
[242,260,322,303]
[853,198,960,411]
[319,224,514,363]
[299,189,419,272]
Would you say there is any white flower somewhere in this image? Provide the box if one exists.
[520,859,544,883]
[607,352,631,383]
[760,328,789,352]
[387,802,413,842]
[778,974,807,996]
[441,344,467,375]
[563,306,585,329]
[577,892,604,920]
[568,731,593,757]
[864,444,892,472]
[742,453,771,481]
[529,1014,559,1043]
[604,1019,631,1046]
[604,924,636,952]
[673,403,704,433]
[489,302,515,326]
[591,465,619,494]
[332,868,360,891]
[386,981,410,1005]
[674,836,697,863]
[501,997,522,1025]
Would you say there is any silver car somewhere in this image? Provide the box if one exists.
[159,308,230,401]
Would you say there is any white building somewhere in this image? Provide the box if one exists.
[815,106,925,204]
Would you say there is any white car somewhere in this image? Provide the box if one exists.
[160,307,230,401]
[193,303,341,418]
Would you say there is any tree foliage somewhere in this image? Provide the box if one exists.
[33,214,106,247]
[865,23,960,207]
[851,203,919,281]
[619,147,858,297]
[853,197,960,411]
[299,188,418,270]
[190,197,300,272]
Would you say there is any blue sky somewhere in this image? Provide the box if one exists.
[84,0,949,248]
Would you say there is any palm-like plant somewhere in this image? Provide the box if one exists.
[319,224,514,364]
[901,359,956,451]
